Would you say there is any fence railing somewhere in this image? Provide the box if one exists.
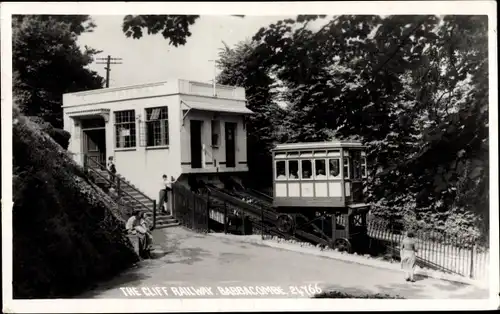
[172,183,210,232]
[367,219,489,280]
[83,154,157,229]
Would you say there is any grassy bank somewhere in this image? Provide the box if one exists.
[12,108,139,298]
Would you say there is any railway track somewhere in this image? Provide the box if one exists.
[205,184,331,247]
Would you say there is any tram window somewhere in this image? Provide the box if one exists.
[351,151,362,180]
[361,157,367,178]
[328,158,340,178]
[288,160,299,179]
[352,159,362,180]
[301,160,312,179]
[275,160,287,180]
[315,159,327,178]
[343,158,350,178]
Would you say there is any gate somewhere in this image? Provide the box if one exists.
[172,183,210,232]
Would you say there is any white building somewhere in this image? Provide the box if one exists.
[62,79,253,199]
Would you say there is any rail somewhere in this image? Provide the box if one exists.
[83,154,157,228]
[172,182,210,232]
[247,188,273,203]
[84,156,155,204]
[206,185,333,246]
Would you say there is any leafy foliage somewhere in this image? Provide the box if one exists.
[122,15,200,46]
[121,14,489,242]
[218,15,489,242]
[216,40,287,187]
[122,15,245,46]
[12,15,103,128]
[314,290,404,299]
[28,116,71,150]
[12,106,138,298]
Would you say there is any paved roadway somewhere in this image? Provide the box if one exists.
[80,226,489,299]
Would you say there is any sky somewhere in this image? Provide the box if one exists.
[77,15,297,88]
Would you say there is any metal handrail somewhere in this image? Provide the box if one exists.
[84,155,152,213]
[85,156,154,203]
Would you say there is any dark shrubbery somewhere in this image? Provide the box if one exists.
[29,116,71,150]
[12,109,138,299]
[314,291,405,299]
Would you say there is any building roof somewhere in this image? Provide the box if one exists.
[181,100,253,115]
[272,140,365,151]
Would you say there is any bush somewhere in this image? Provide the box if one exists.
[12,111,138,299]
[314,291,405,299]
[28,116,71,149]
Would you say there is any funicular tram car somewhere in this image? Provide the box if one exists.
[271,140,370,252]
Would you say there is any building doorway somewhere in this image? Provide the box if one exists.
[81,117,106,166]
[225,122,236,168]
[190,120,203,169]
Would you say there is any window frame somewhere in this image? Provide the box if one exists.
[287,159,300,180]
[211,120,221,147]
[300,159,313,180]
[343,157,350,179]
[145,106,169,147]
[275,160,287,181]
[328,158,341,179]
[314,158,327,179]
[361,156,367,178]
[114,110,137,149]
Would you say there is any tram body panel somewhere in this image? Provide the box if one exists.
[270,141,371,252]
[271,141,368,210]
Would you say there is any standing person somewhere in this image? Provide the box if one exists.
[400,231,418,282]
[159,175,169,214]
[164,175,176,214]
[107,156,117,185]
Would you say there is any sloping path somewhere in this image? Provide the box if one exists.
[80,227,488,299]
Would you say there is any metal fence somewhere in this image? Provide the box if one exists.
[172,183,210,233]
[367,219,489,280]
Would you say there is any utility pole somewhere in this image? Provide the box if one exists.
[96,55,123,88]
[208,59,217,97]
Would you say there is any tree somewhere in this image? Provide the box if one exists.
[122,15,200,46]
[13,15,104,128]
[122,15,244,45]
[249,14,489,240]
[120,14,490,240]
[216,40,286,187]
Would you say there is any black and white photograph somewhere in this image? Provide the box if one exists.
[1,1,498,312]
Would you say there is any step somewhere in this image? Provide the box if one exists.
[119,189,152,199]
[123,191,153,201]
[151,218,178,225]
[153,222,181,229]
[121,196,154,206]
[146,216,177,222]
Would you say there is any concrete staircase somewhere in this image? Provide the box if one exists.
[89,167,180,230]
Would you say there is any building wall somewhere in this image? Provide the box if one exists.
[63,84,182,199]
[179,94,248,174]
[63,79,249,199]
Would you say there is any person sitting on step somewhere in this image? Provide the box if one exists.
[126,210,153,258]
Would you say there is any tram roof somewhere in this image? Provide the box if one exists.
[272,141,365,152]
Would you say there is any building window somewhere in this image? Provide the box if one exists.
[211,120,220,147]
[146,107,169,147]
[114,110,136,148]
